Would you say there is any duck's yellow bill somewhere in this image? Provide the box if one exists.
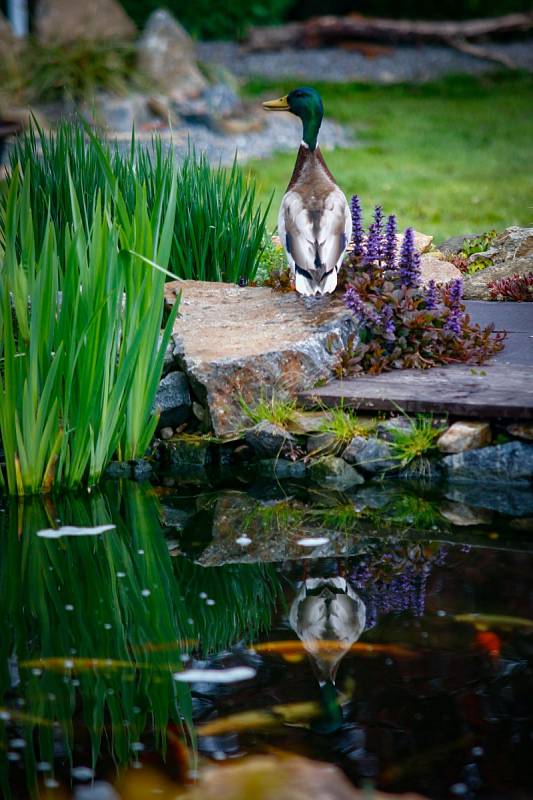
[262,95,290,111]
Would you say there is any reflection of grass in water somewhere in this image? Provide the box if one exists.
[0,482,282,798]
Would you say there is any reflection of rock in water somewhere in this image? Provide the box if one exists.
[289,577,366,686]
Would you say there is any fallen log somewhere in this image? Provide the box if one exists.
[246,11,533,51]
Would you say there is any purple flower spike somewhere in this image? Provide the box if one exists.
[364,223,380,266]
[345,286,381,326]
[350,195,364,257]
[445,278,464,334]
[398,228,421,288]
[373,205,384,257]
[384,214,397,270]
[425,279,438,310]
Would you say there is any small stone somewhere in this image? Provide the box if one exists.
[343,436,397,474]
[376,416,414,441]
[439,501,493,527]
[257,459,306,479]
[306,431,337,454]
[160,427,174,440]
[153,371,191,428]
[104,461,131,479]
[308,456,364,490]
[166,436,212,467]
[437,421,491,454]
[132,460,152,481]
[443,441,533,483]
[287,410,333,435]
[507,423,533,442]
[192,402,207,422]
[245,421,296,458]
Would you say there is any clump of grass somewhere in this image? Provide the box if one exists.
[389,415,444,467]
[239,394,297,427]
[7,121,270,285]
[319,406,375,447]
[0,147,179,494]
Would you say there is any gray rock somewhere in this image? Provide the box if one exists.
[445,485,533,518]
[136,9,207,102]
[168,280,357,437]
[257,459,306,479]
[244,420,296,458]
[439,501,493,527]
[160,426,174,440]
[438,233,484,255]
[35,0,136,44]
[443,441,533,484]
[306,431,337,454]
[308,456,365,490]
[153,371,191,428]
[376,416,414,441]
[343,436,397,474]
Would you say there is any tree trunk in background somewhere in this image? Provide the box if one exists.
[246,12,533,51]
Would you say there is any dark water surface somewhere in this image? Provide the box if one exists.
[0,478,532,799]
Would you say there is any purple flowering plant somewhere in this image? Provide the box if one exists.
[338,197,505,375]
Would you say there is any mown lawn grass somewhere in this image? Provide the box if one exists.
[243,72,533,241]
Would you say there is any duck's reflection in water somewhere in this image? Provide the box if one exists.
[289,576,366,734]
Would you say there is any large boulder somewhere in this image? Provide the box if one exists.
[165,280,357,437]
[443,441,533,484]
[462,227,533,300]
[35,0,136,44]
[137,9,207,102]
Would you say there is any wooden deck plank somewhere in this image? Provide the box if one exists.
[299,364,533,419]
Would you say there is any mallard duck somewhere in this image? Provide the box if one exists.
[262,87,351,296]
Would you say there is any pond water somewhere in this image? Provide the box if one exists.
[0,477,532,799]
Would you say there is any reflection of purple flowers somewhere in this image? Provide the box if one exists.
[398,228,421,288]
[345,286,381,326]
[445,278,464,335]
[384,214,397,270]
[350,195,364,257]
[349,545,447,628]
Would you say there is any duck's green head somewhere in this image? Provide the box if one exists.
[262,87,323,151]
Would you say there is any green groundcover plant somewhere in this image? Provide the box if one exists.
[0,142,179,494]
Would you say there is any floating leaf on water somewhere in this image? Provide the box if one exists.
[173,667,256,684]
[454,613,533,630]
[36,524,115,539]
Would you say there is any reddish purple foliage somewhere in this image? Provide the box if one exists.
[488,271,533,302]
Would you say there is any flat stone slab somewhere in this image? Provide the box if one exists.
[165,280,356,436]
[299,363,533,420]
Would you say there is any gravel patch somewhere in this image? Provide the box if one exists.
[197,40,533,84]
[111,112,352,165]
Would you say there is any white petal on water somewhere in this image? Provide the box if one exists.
[173,666,256,684]
[296,537,330,547]
[71,766,94,781]
[235,535,252,546]
[37,524,115,539]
